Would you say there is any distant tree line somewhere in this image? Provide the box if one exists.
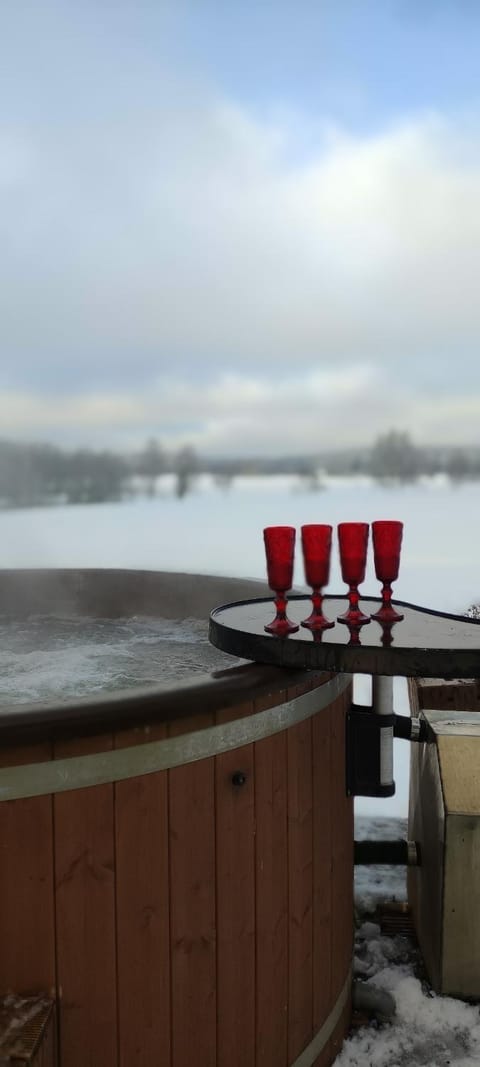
[367,430,480,484]
[0,438,200,508]
[0,430,479,509]
[208,430,480,485]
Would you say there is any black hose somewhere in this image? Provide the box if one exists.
[354,839,419,866]
[394,714,428,742]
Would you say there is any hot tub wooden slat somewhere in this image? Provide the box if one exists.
[0,742,55,996]
[0,668,353,1065]
[254,692,289,1067]
[168,712,217,1067]
[287,711,314,1062]
[215,736,256,1066]
[329,689,353,1063]
[114,724,171,1067]
[312,702,333,1067]
[54,733,117,1067]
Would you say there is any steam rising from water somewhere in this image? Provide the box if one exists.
[0,616,240,706]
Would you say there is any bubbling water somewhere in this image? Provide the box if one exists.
[0,616,242,706]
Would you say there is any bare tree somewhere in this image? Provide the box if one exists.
[174,445,199,498]
[136,438,166,495]
[370,431,420,484]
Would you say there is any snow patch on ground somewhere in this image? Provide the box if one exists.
[338,929,480,1066]
[339,817,480,1066]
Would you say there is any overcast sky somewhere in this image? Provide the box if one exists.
[2,0,480,455]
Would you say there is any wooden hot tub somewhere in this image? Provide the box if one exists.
[0,569,353,1067]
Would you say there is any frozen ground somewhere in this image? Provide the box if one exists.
[343,817,480,1067]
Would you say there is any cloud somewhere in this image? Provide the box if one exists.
[1,364,475,455]
[1,74,480,446]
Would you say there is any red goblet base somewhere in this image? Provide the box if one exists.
[371,604,404,623]
[370,583,404,623]
[337,585,370,627]
[337,608,371,627]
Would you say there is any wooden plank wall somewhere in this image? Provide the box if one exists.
[287,687,314,1063]
[0,676,353,1067]
[115,722,171,1067]
[254,689,289,1067]
[0,742,55,998]
[215,701,256,1067]
[54,732,117,1067]
[328,686,354,1063]
[408,676,480,712]
[312,697,333,1067]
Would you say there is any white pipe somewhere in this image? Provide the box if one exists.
[372,675,393,716]
[372,675,394,788]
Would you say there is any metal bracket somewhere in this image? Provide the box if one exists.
[346,704,396,798]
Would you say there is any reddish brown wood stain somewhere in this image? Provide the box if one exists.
[287,710,314,1062]
[216,742,256,1065]
[168,712,217,1067]
[54,732,117,1067]
[329,689,354,1063]
[255,691,289,1067]
[215,699,256,1067]
[312,702,333,1067]
[114,724,171,1067]
[0,674,353,1067]
[0,743,55,997]
[408,676,480,713]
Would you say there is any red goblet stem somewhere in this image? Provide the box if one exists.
[348,584,360,613]
[348,625,362,646]
[275,592,288,619]
[311,588,322,616]
[381,581,392,610]
[301,587,334,631]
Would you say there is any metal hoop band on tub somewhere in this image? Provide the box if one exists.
[0,673,352,802]
[291,966,352,1067]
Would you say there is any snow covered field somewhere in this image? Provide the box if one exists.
[2,474,479,617]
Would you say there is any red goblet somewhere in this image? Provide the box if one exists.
[263,526,299,636]
[337,522,371,627]
[371,521,404,622]
[300,524,334,631]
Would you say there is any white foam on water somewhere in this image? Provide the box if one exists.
[0,616,241,706]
